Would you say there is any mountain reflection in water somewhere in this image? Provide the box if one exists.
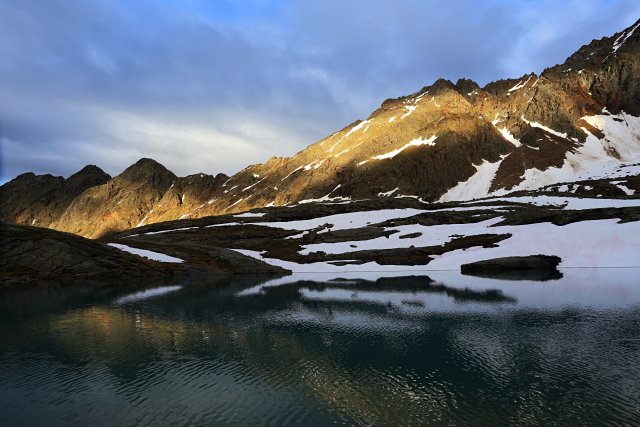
[1,269,639,426]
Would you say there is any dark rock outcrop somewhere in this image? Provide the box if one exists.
[461,255,563,281]
[0,222,177,285]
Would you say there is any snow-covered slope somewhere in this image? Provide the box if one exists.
[440,111,640,201]
[226,201,640,272]
[107,194,640,276]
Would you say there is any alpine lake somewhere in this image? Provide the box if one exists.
[1,269,639,426]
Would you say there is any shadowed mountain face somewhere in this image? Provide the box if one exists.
[0,165,111,229]
[2,20,640,237]
[0,222,177,283]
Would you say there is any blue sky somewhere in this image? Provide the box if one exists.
[1,0,639,181]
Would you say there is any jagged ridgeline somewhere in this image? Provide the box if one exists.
[2,19,639,238]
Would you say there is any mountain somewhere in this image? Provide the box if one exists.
[193,18,640,211]
[50,158,228,238]
[0,165,111,228]
[2,19,639,238]
[1,157,230,238]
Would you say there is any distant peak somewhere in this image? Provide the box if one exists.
[622,17,640,34]
[429,78,456,92]
[79,164,103,172]
[70,164,110,178]
[455,78,480,94]
[611,18,640,53]
[15,172,36,180]
[132,157,164,168]
[120,158,176,180]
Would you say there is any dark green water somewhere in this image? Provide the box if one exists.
[1,270,640,426]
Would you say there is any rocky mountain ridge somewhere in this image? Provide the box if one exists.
[0,165,111,229]
[2,19,640,238]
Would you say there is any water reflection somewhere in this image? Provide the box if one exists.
[113,285,182,305]
[1,270,639,426]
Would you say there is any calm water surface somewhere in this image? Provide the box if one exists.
[1,269,639,426]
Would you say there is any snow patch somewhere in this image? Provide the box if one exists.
[328,120,371,152]
[234,217,640,272]
[252,208,427,232]
[108,243,184,263]
[300,217,503,256]
[497,127,522,147]
[467,195,640,210]
[521,116,568,139]
[138,227,198,236]
[378,188,399,197]
[613,21,640,53]
[281,166,303,181]
[227,198,245,209]
[369,136,437,161]
[400,106,417,119]
[616,184,636,195]
[427,219,640,270]
[243,177,265,192]
[439,158,504,202]
[136,210,154,228]
[224,184,238,194]
[235,212,267,218]
[297,185,351,205]
[507,75,533,92]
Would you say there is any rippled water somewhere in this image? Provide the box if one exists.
[1,269,640,426]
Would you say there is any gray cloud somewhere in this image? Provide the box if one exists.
[1,0,639,182]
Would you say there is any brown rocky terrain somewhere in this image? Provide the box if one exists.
[1,19,639,238]
[1,159,229,238]
[1,220,287,285]
[0,165,110,228]
[49,158,178,238]
[0,222,176,284]
[101,196,639,274]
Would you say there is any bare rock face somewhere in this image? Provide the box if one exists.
[51,158,177,238]
[1,158,230,238]
[461,255,563,281]
[0,165,111,228]
[142,172,229,224]
[2,19,640,237]
[0,222,175,285]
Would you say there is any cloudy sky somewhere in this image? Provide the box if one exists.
[1,0,639,182]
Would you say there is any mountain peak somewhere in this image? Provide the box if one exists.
[131,157,165,169]
[610,18,640,54]
[428,78,457,94]
[68,164,110,181]
[455,78,480,94]
[120,158,176,181]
